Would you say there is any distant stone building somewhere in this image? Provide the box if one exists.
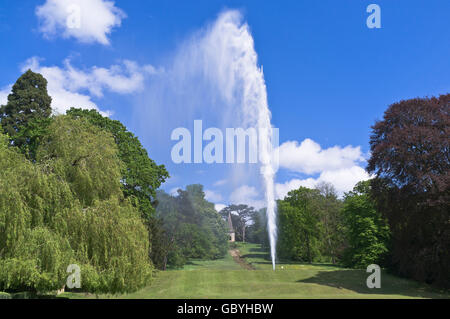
[228,212,235,242]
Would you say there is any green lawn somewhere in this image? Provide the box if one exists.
[60,242,449,299]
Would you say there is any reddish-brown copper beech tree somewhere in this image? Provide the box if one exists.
[368,94,449,288]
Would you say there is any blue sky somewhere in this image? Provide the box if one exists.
[0,0,449,209]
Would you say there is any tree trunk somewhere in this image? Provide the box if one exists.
[163,235,176,271]
[306,232,311,264]
[163,255,167,271]
[328,236,335,264]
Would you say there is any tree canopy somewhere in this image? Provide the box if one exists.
[341,181,390,268]
[36,116,124,206]
[0,117,153,294]
[368,94,449,288]
[368,94,449,204]
[0,70,52,151]
[219,204,256,242]
[315,183,345,264]
[153,185,228,269]
[277,187,323,263]
[66,108,169,219]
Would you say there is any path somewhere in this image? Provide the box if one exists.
[229,248,255,270]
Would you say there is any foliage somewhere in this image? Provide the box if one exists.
[0,117,153,294]
[0,70,52,152]
[368,94,450,287]
[147,216,171,269]
[154,185,228,269]
[368,94,449,203]
[219,204,256,242]
[36,116,124,207]
[316,183,346,264]
[341,181,390,268]
[245,208,269,246]
[277,187,323,263]
[276,184,348,264]
[14,117,53,160]
[0,72,163,294]
[58,198,153,294]
[66,108,169,219]
[65,108,170,271]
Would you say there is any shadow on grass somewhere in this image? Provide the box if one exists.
[241,253,270,260]
[241,246,271,262]
[297,269,448,298]
[248,247,267,253]
[242,250,339,268]
[169,258,216,269]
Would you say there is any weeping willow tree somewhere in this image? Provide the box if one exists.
[0,116,153,294]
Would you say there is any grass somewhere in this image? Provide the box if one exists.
[0,292,12,299]
[60,242,449,299]
[178,251,242,271]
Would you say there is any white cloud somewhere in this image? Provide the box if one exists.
[0,85,12,106]
[36,0,126,45]
[274,138,371,198]
[204,189,223,202]
[169,187,181,196]
[277,138,366,175]
[213,179,227,186]
[318,166,371,193]
[229,185,265,209]
[214,204,226,212]
[20,57,156,115]
[275,178,317,200]
[275,166,371,199]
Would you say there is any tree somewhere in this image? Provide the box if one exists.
[316,182,345,264]
[368,94,449,203]
[36,116,123,207]
[66,108,169,219]
[66,108,169,269]
[175,185,228,260]
[341,181,390,268]
[219,204,255,242]
[152,190,185,270]
[148,216,170,270]
[154,185,228,269]
[246,208,269,245]
[277,187,323,263]
[0,118,153,294]
[368,94,450,287]
[0,70,52,152]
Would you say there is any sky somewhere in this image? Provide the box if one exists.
[0,0,449,210]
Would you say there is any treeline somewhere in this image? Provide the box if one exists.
[276,181,390,268]
[0,70,170,293]
[247,94,449,289]
[222,181,390,269]
[150,185,228,269]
